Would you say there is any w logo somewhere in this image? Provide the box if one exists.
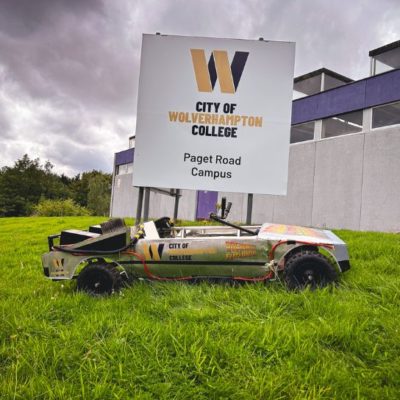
[143,243,165,261]
[190,49,249,94]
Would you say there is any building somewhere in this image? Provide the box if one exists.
[110,40,400,232]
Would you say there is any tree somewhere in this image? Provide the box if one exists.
[0,155,69,216]
[87,173,112,216]
[69,171,101,207]
[0,155,112,217]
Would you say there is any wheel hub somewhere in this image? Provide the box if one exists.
[304,269,315,281]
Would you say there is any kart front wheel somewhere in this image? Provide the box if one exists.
[77,263,122,295]
[284,250,338,290]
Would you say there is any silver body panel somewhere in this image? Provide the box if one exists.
[42,222,350,280]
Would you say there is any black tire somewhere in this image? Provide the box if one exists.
[284,250,338,290]
[77,263,123,295]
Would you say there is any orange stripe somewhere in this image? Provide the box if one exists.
[213,50,235,94]
[142,245,151,261]
[190,49,212,92]
[150,244,161,261]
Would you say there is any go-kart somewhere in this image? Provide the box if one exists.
[42,200,350,295]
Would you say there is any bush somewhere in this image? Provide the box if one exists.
[33,198,91,216]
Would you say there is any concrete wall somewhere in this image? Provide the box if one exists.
[216,191,249,222]
[148,189,197,221]
[311,133,364,230]
[360,126,400,231]
[110,173,139,218]
[217,126,400,232]
[111,126,400,232]
[217,142,316,226]
[273,141,316,226]
[110,172,197,220]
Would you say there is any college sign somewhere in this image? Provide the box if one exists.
[133,34,295,194]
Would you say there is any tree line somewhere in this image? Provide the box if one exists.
[0,154,112,217]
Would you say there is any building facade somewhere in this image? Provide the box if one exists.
[110,41,400,232]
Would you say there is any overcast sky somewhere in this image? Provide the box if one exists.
[0,0,399,176]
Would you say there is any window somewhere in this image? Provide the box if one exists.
[371,46,400,75]
[374,59,394,75]
[324,74,349,91]
[116,163,133,175]
[372,101,400,129]
[295,74,322,97]
[322,111,363,138]
[293,90,307,100]
[290,121,315,143]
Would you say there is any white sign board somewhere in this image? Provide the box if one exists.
[133,34,295,195]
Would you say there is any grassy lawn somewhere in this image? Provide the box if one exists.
[0,217,400,399]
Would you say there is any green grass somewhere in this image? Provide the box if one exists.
[1,217,400,399]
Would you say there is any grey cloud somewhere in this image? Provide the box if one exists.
[0,105,11,137]
[0,0,399,175]
[0,0,136,114]
[151,0,399,79]
[43,136,113,175]
[0,0,103,38]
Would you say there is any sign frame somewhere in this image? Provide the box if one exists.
[133,34,295,195]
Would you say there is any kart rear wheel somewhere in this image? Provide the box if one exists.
[284,250,337,290]
[77,263,122,295]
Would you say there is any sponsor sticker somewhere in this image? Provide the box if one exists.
[225,241,257,260]
[261,224,327,239]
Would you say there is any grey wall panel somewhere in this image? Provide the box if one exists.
[143,188,197,221]
[111,176,197,220]
[311,134,364,230]
[111,174,139,217]
[216,193,274,225]
[216,192,274,224]
[177,190,197,221]
[252,195,275,224]
[273,142,316,226]
[360,126,400,232]
[149,189,197,221]
[217,192,247,222]
[148,191,176,219]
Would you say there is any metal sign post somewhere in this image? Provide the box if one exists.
[246,193,253,225]
[135,187,181,224]
[143,187,150,221]
[135,187,144,224]
[173,189,181,221]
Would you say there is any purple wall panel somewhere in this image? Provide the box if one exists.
[292,69,400,125]
[365,69,400,107]
[196,191,218,219]
[315,80,366,118]
[115,148,134,166]
[291,96,319,125]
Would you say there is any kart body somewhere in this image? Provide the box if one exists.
[42,215,350,294]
